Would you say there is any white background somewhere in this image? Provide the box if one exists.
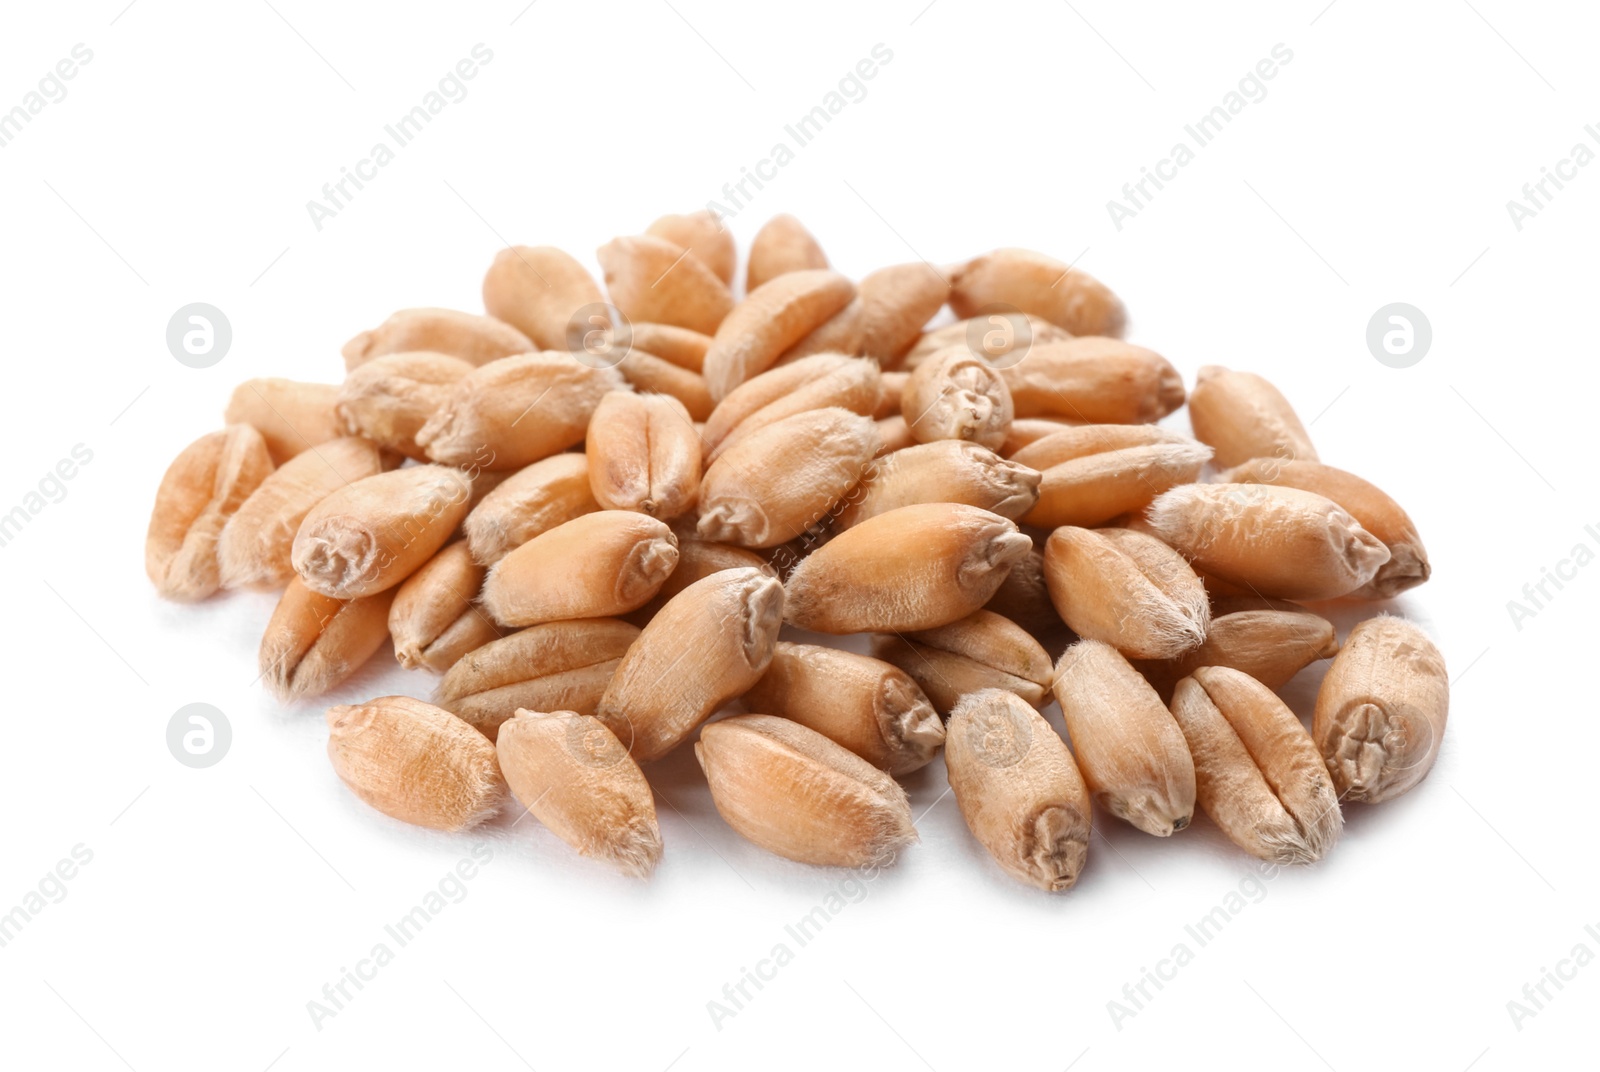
[1,1,1595,1069]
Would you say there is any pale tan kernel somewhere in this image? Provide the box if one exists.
[416,352,624,472]
[1221,458,1429,599]
[341,307,533,372]
[1144,483,1390,602]
[746,214,829,291]
[1189,365,1317,468]
[947,689,1092,892]
[586,391,702,520]
[1170,667,1342,863]
[1313,615,1448,804]
[646,209,735,284]
[1000,338,1183,424]
[481,245,605,350]
[1042,526,1209,660]
[224,379,344,465]
[901,348,1014,450]
[872,609,1054,715]
[1052,640,1196,837]
[598,233,734,336]
[835,440,1040,529]
[336,351,475,459]
[696,407,878,548]
[388,541,502,673]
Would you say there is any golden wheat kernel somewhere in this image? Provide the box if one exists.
[481,511,678,626]
[435,618,640,740]
[742,642,945,775]
[496,709,663,877]
[389,540,502,672]
[416,351,624,472]
[147,425,274,601]
[783,503,1032,633]
[871,609,1054,715]
[599,233,734,336]
[292,465,472,600]
[463,452,598,565]
[696,407,878,548]
[1042,526,1209,660]
[999,416,1086,457]
[1135,605,1337,700]
[782,262,949,366]
[1011,425,1211,529]
[695,714,917,868]
[702,270,856,400]
[336,351,475,459]
[702,352,881,463]
[325,695,506,832]
[950,247,1125,337]
[835,440,1040,529]
[628,322,714,372]
[596,567,783,762]
[261,578,395,701]
[647,209,736,285]
[1189,365,1318,469]
[1221,458,1429,599]
[219,436,386,590]
[586,391,702,520]
[1000,338,1183,424]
